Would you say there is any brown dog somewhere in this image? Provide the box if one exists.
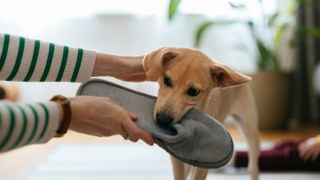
[143,48,260,180]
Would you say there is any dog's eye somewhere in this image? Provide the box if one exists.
[186,87,200,97]
[163,76,172,87]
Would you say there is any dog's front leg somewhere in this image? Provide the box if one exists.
[190,167,208,180]
[171,156,186,180]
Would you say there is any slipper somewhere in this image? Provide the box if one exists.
[77,78,234,168]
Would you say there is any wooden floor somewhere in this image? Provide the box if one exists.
[0,124,319,179]
[228,124,320,142]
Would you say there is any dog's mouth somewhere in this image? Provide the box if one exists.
[154,113,177,135]
[154,112,186,125]
[154,105,192,125]
[155,112,174,127]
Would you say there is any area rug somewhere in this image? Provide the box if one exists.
[25,143,320,180]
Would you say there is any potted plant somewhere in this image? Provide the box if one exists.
[167,0,296,130]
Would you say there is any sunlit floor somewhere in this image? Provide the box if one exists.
[25,143,320,180]
[0,125,319,180]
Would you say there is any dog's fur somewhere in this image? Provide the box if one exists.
[143,48,260,180]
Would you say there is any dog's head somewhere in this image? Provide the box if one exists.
[143,48,251,127]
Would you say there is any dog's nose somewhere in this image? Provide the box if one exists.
[156,113,174,127]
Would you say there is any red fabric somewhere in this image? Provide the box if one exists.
[235,140,320,171]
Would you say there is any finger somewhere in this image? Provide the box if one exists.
[136,130,154,146]
[121,118,154,146]
[128,136,139,142]
[311,150,319,161]
[127,111,138,121]
[303,149,313,161]
[308,146,320,161]
[300,148,308,161]
[301,148,309,161]
[120,130,129,140]
[298,143,308,159]
[314,150,320,161]
[126,124,154,145]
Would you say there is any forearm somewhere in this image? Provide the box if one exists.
[92,53,146,81]
[0,33,147,82]
[0,101,61,153]
[0,33,96,82]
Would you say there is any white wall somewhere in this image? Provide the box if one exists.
[0,0,275,102]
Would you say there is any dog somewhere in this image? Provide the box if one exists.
[143,48,260,180]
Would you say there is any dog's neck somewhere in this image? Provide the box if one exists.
[195,88,234,123]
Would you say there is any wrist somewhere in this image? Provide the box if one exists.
[93,53,120,77]
[93,53,144,81]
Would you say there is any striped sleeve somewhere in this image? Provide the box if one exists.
[0,101,60,153]
[0,33,96,82]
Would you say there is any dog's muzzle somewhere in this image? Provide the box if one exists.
[156,112,174,127]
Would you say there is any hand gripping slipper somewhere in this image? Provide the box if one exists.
[77,79,234,168]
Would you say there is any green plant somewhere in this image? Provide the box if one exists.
[167,0,297,72]
[168,0,182,21]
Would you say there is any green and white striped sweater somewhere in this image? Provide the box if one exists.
[0,33,96,153]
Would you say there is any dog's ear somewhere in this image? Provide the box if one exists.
[210,63,251,87]
[143,48,178,81]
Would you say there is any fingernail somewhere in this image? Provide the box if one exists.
[150,139,155,146]
[132,113,138,118]
[145,138,153,146]
[148,141,154,146]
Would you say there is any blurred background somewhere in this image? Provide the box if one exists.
[1,0,319,129]
[0,0,320,179]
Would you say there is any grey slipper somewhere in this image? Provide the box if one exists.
[77,79,234,169]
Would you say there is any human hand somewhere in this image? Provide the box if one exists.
[68,96,154,145]
[298,136,320,161]
[93,53,147,81]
